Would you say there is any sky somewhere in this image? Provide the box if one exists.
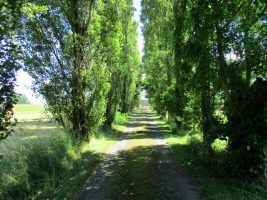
[133,0,144,57]
[15,0,144,104]
[14,70,41,103]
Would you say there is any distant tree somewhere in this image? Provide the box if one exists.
[0,0,23,140]
[96,0,141,127]
[16,94,30,104]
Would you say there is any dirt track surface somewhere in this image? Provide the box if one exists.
[76,106,201,200]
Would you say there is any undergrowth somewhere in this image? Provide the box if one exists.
[113,111,129,125]
[155,113,267,200]
[0,132,119,199]
[0,108,126,199]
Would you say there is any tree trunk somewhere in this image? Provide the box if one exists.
[67,0,94,139]
[173,0,186,125]
[121,76,129,113]
[104,89,116,128]
[244,32,252,89]
[201,86,213,154]
[216,26,230,105]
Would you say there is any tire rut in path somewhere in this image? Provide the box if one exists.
[76,106,201,200]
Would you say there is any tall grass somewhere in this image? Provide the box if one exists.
[0,105,124,199]
[0,135,76,199]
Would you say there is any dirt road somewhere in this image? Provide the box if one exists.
[76,106,201,200]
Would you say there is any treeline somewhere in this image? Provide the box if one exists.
[141,0,267,178]
[0,0,141,140]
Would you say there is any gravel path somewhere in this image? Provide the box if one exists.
[76,106,201,200]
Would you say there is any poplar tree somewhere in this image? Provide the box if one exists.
[23,0,109,140]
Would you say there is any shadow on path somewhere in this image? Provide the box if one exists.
[76,106,201,200]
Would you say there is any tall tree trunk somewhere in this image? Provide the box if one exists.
[173,0,186,125]
[201,84,213,154]
[64,0,95,139]
[244,32,252,89]
[216,26,230,106]
[104,91,115,128]
[121,11,130,114]
[104,72,119,128]
[199,56,213,154]
[121,76,129,113]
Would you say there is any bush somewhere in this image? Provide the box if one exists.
[113,111,129,125]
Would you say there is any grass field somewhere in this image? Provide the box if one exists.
[0,104,126,199]
[14,104,45,115]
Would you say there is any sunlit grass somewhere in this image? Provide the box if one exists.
[82,134,118,154]
[153,113,266,200]
[0,104,126,199]
[14,104,45,115]
[113,124,127,132]
[165,134,190,145]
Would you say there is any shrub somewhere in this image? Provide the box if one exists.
[114,111,129,125]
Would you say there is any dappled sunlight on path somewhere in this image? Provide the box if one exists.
[77,105,201,200]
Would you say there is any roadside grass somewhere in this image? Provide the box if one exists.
[54,130,121,200]
[153,113,267,200]
[0,105,128,199]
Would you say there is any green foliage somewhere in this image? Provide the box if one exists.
[0,0,24,140]
[141,0,174,117]
[223,115,267,178]
[19,0,141,140]
[142,0,267,178]
[113,111,129,126]
[159,116,267,200]
[93,0,140,127]
[21,0,110,140]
